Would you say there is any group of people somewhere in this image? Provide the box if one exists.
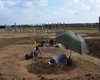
[39,38,62,48]
[39,39,54,47]
[30,44,72,66]
[25,38,72,66]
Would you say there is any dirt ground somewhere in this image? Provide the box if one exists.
[0,32,100,80]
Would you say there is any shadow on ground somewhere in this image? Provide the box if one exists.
[27,60,76,75]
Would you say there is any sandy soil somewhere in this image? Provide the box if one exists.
[0,32,100,80]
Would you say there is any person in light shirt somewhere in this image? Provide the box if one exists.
[32,45,42,61]
[49,53,72,66]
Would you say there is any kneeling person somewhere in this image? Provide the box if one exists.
[49,54,68,64]
[32,46,42,60]
[49,53,72,66]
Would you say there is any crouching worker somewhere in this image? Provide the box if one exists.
[32,45,42,61]
[49,53,72,66]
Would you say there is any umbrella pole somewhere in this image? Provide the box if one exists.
[69,50,72,58]
[67,50,73,66]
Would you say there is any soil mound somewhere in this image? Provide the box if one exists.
[86,39,100,58]
[27,61,76,75]
[67,73,100,80]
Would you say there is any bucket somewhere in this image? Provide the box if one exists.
[33,40,36,45]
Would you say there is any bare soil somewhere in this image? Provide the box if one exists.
[86,39,100,58]
[0,32,100,80]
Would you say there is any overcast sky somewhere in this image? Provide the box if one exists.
[0,0,100,25]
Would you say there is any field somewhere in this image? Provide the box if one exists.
[2,27,99,33]
[0,32,100,80]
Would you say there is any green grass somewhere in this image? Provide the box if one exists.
[0,28,99,33]
[0,29,5,32]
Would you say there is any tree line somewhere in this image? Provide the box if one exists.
[0,23,99,29]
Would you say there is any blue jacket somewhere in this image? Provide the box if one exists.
[52,53,68,63]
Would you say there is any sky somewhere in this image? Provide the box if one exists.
[0,0,100,25]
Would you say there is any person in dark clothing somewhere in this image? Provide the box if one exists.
[49,39,54,47]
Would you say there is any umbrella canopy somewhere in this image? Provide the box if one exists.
[56,31,89,54]
[56,31,65,37]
